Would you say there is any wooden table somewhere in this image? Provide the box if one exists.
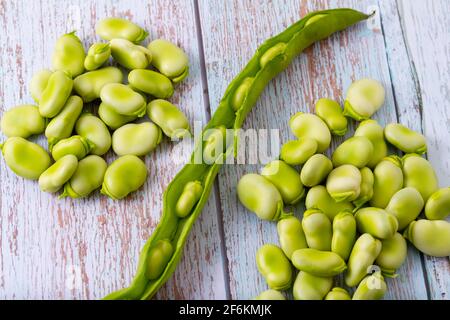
[0,0,448,300]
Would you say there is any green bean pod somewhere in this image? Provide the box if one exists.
[51,135,94,161]
[345,233,382,287]
[1,137,51,180]
[202,126,229,164]
[98,102,137,130]
[110,39,152,70]
[261,160,304,205]
[289,112,331,152]
[145,240,174,280]
[147,39,189,83]
[300,154,333,187]
[425,188,450,220]
[354,119,387,168]
[404,220,450,257]
[375,232,407,277]
[254,289,285,300]
[101,155,148,200]
[38,154,78,193]
[45,96,83,148]
[402,154,438,202]
[326,164,362,202]
[231,77,254,111]
[315,98,347,135]
[51,31,85,77]
[128,69,174,99]
[61,155,107,198]
[237,174,284,221]
[370,155,403,208]
[332,210,356,261]
[293,271,333,300]
[1,105,45,138]
[280,138,317,166]
[75,113,111,156]
[112,122,162,156]
[353,167,374,209]
[291,248,347,277]
[29,69,52,103]
[175,181,204,218]
[384,123,427,154]
[343,78,385,121]
[355,207,398,239]
[305,185,354,220]
[302,209,332,251]
[96,17,148,43]
[73,67,123,102]
[277,216,308,260]
[147,99,190,139]
[100,83,147,117]
[352,271,387,300]
[332,136,374,168]
[385,187,424,230]
[325,287,351,300]
[39,70,73,118]
[256,244,292,290]
[84,43,111,71]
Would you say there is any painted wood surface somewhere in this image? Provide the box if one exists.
[0,0,448,299]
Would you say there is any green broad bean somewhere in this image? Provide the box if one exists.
[98,102,137,130]
[425,188,450,220]
[202,126,228,164]
[305,185,354,220]
[128,69,174,99]
[343,78,385,121]
[280,138,317,166]
[352,271,387,300]
[45,96,83,148]
[51,31,85,77]
[147,99,190,139]
[370,155,403,208]
[300,154,333,187]
[315,98,347,136]
[39,70,73,118]
[84,43,111,71]
[96,17,148,43]
[110,38,152,70]
[256,244,292,290]
[385,187,424,230]
[304,14,327,26]
[237,174,284,221]
[332,210,356,261]
[38,154,78,193]
[147,39,189,83]
[100,83,147,117]
[259,42,287,68]
[277,216,308,260]
[404,220,450,257]
[302,209,332,251]
[1,105,45,138]
[354,119,387,168]
[61,155,107,198]
[289,112,331,152]
[29,69,52,103]
[384,123,427,154]
[326,164,362,202]
[254,289,285,300]
[75,113,111,156]
[291,248,347,277]
[145,240,174,280]
[175,181,204,218]
[51,135,93,161]
[345,233,382,287]
[112,122,162,156]
[331,136,374,168]
[402,154,438,202]
[293,271,333,300]
[261,160,304,205]
[73,67,123,102]
[325,287,351,300]
[101,155,148,200]
[1,137,51,180]
[375,232,407,277]
[353,167,374,209]
[231,77,254,111]
[355,207,398,239]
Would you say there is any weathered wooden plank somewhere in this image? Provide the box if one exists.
[0,0,227,299]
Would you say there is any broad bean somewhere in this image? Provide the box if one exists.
[110,39,152,70]
[1,105,45,138]
[280,138,317,166]
[277,216,307,260]
[112,122,162,156]
[354,119,387,168]
[385,187,424,230]
[325,287,351,300]
[291,248,347,277]
[128,69,174,99]
[96,17,148,43]
[375,232,407,277]
[355,207,398,239]
[38,154,78,193]
[175,181,204,218]
[256,244,292,290]
[202,126,228,164]
[305,185,354,220]
[370,155,403,208]
[231,77,254,111]
[146,240,174,280]
[402,154,438,202]
[344,78,385,121]
[75,113,111,156]
[29,69,52,103]
[254,289,285,300]
[289,112,331,152]
[51,31,85,77]
[73,67,123,102]
[51,135,93,161]
[302,209,332,251]
[98,102,137,130]
[84,43,111,71]
[293,271,333,300]
[384,123,427,154]
[39,70,73,118]
[425,188,450,220]
[331,136,374,168]
[315,98,347,136]
[326,164,361,202]
[404,220,450,257]
[147,39,189,83]
[147,99,190,139]
[259,42,287,68]
[300,154,333,187]
[332,210,356,261]
[352,271,387,300]
[353,167,374,209]
[100,83,147,117]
